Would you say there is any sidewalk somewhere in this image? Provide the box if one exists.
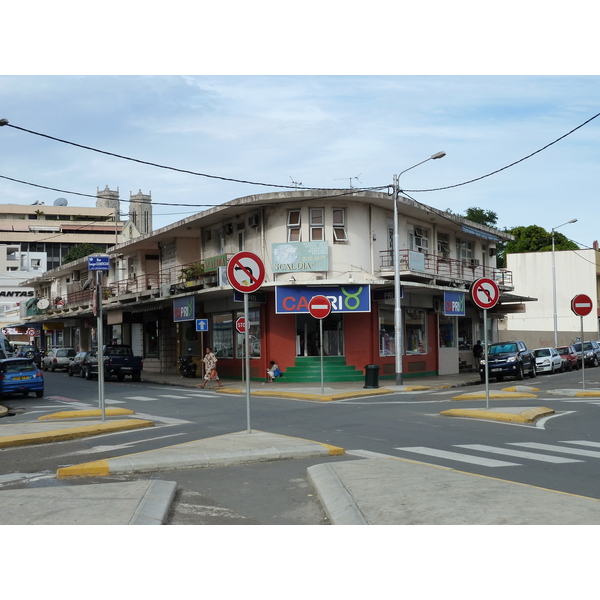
[2,371,600,524]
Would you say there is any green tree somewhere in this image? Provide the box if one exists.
[61,243,106,265]
[497,225,579,268]
[463,207,499,229]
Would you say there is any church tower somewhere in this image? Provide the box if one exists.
[96,185,121,212]
[129,189,153,235]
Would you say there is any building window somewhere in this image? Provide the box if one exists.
[287,210,302,242]
[212,313,233,357]
[409,227,429,253]
[235,308,261,358]
[405,309,427,355]
[458,317,474,351]
[332,208,348,243]
[378,305,395,356]
[457,238,473,262]
[309,208,324,241]
[438,315,455,348]
[437,232,451,257]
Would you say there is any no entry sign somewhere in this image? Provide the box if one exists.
[308,295,332,319]
[470,277,500,310]
[571,294,593,317]
[227,252,265,294]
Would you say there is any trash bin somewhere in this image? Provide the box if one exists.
[364,364,380,389]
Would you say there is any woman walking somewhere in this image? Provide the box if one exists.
[200,347,223,388]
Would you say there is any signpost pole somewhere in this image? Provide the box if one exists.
[319,318,324,395]
[244,293,251,432]
[96,270,105,422]
[581,316,586,390]
[483,308,489,409]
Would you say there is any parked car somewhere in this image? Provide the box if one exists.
[0,358,44,398]
[68,351,98,379]
[556,345,579,371]
[572,341,600,367]
[102,345,143,381]
[479,340,537,382]
[15,345,42,367]
[532,347,564,374]
[42,347,77,372]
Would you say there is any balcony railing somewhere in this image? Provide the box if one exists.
[65,255,234,309]
[379,250,513,287]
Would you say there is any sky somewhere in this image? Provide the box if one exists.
[1,4,599,254]
[1,74,598,250]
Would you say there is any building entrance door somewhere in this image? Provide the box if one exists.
[295,313,344,357]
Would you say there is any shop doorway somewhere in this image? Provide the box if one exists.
[295,313,344,357]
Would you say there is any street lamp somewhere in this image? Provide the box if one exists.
[392,151,446,385]
[552,218,577,347]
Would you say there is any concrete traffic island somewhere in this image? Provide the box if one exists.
[451,390,538,401]
[440,406,555,424]
[547,389,600,397]
[56,430,346,479]
[217,387,396,402]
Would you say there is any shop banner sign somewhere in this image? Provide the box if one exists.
[276,285,371,314]
[173,296,195,322]
[444,291,466,316]
[272,241,329,272]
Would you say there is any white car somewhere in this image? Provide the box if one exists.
[532,347,564,374]
[42,347,77,372]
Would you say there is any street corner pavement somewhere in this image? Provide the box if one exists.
[0,404,7,418]
[0,411,154,449]
[56,430,346,479]
[216,385,395,402]
[439,406,555,424]
[0,479,177,525]
[307,455,600,525]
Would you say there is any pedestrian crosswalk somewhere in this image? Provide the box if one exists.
[394,440,600,468]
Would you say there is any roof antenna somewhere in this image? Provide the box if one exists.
[289,177,302,189]
[335,174,362,189]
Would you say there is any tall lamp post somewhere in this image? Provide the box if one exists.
[552,218,577,347]
[392,151,446,385]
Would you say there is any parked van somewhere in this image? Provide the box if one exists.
[0,333,14,357]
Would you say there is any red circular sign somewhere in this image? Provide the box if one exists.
[308,295,332,319]
[235,317,246,333]
[227,252,265,294]
[470,277,500,310]
[571,294,593,317]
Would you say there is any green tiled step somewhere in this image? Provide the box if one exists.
[278,356,366,383]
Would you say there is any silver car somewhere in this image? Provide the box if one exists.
[42,347,77,372]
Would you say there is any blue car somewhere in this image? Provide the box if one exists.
[0,358,44,398]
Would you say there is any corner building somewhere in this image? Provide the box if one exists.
[22,190,524,381]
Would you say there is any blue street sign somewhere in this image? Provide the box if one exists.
[195,319,209,332]
[88,255,110,271]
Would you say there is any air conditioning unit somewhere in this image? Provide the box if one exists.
[72,270,80,281]
[160,284,172,296]
[470,259,480,266]
[248,215,260,228]
[225,223,234,235]
[489,247,497,256]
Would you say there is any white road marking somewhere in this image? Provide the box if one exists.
[73,432,187,454]
[124,396,157,401]
[456,444,582,463]
[394,446,519,467]
[510,442,600,458]
[561,440,600,448]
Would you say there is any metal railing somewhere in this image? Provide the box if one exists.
[379,250,513,287]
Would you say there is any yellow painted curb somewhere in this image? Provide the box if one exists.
[440,407,555,423]
[38,408,136,420]
[503,386,540,392]
[217,387,394,402]
[451,392,538,401]
[575,391,600,397]
[403,385,431,391]
[0,419,154,449]
[57,459,111,479]
[0,404,8,417]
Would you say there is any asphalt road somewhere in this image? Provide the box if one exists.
[3,367,600,523]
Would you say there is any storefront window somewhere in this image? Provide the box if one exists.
[235,308,261,358]
[378,305,395,356]
[212,313,233,357]
[145,320,159,357]
[405,309,426,355]
[458,317,473,351]
[182,321,199,357]
[438,315,455,348]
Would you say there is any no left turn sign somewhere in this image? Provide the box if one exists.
[226,251,265,294]
[470,277,500,310]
